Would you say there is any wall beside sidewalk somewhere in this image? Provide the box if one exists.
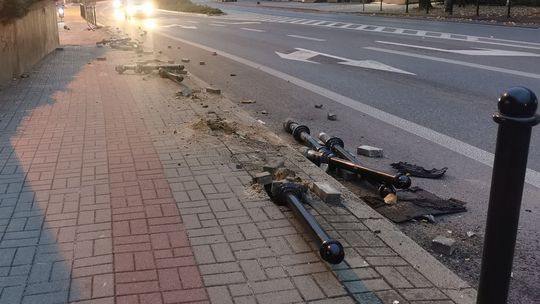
[0,1,59,86]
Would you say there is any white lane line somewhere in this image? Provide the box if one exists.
[376,41,540,57]
[155,31,540,189]
[209,23,226,27]
[241,28,265,32]
[365,47,540,79]
[312,21,327,25]
[213,21,261,25]
[287,34,326,42]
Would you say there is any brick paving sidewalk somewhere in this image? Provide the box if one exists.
[0,10,476,304]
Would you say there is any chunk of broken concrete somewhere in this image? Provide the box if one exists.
[312,182,341,204]
[254,172,273,186]
[357,145,383,158]
[327,113,337,121]
[431,236,456,255]
[181,58,190,63]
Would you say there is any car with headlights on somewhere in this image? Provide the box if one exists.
[113,0,155,19]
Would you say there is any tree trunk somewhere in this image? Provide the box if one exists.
[418,0,433,9]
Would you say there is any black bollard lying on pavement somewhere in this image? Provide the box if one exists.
[318,132,401,200]
[477,87,539,304]
[304,149,411,190]
[284,119,410,191]
[115,64,138,74]
[158,68,184,84]
[283,118,334,157]
[137,64,184,74]
[270,181,344,264]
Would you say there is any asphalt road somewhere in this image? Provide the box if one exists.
[96,1,540,302]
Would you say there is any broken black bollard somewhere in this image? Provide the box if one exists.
[304,149,411,190]
[318,132,401,199]
[283,118,333,156]
[158,68,184,84]
[270,181,344,264]
[477,87,539,304]
[137,64,184,74]
[115,64,138,74]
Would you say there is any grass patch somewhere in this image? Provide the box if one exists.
[156,0,223,15]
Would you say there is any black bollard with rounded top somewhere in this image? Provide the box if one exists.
[270,182,344,265]
[477,87,539,304]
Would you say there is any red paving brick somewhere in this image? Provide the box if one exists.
[98,61,208,303]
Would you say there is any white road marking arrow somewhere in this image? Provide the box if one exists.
[161,24,197,29]
[275,48,414,75]
[376,41,540,57]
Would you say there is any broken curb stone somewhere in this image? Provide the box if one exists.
[241,100,255,104]
[431,235,456,255]
[181,58,190,63]
[254,172,273,186]
[312,182,341,204]
[199,61,205,65]
[357,145,384,158]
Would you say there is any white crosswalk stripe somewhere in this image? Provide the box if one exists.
[209,12,540,50]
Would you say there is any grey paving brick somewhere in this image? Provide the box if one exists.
[376,266,414,288]
[240,260,266,282]
[0,285,24,304]
[199,262,240,275]
[212,243,235,262]
[229,283,252,297]
[352,292,383,304]
[208,286,234,304]
[204,272,246,286]
[0,249,16,266]
[395,266,433,288]
[292,275,325,301]
[399,288,449,301]
[313,272,347,297]
[256,289,303,304]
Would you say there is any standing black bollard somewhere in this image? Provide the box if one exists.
[270,182,345,265]
[477,87,539,304]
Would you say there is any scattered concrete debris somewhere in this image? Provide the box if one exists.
[199,61,205,65]
[361,187,467,223]
[254,172,273,186]
[63,25,70,30]
[212,51,217,56]
[357,145,384,158]
[241,100,256,104]
[20,74,29,79]
[431,236,456,255]
[206,87,221,94]
[273,168,296,181]
[257,120,265,125]
[312,182,341,204]
[56,47,64,51]
[230,73,236,77]
[314,104,323,109]
[327,113,337,121]
[181,58,190,63]
[261,110,268,115]
[391,162,448,179]
[466,231,476,238]
[167,45,172,49]
[96,57,107,61]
